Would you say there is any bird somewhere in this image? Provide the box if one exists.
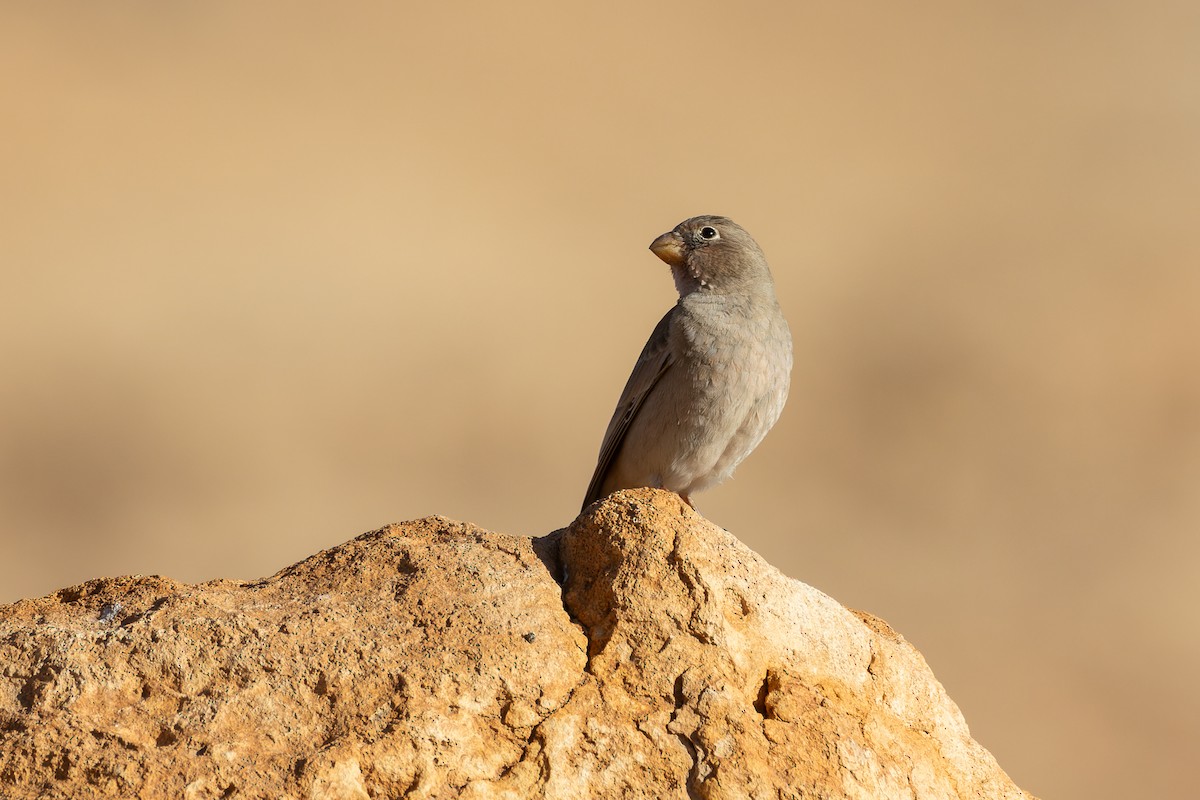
[582,215,792,511]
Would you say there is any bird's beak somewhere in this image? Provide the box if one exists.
[649,231,686,266]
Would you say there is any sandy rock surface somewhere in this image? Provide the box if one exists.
[0,489,1033,799]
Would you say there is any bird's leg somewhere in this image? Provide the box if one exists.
[680,493,695,509]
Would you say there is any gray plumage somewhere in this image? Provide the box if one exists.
[582,216,792,511]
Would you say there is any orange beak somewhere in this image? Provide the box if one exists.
[649,231,686,266]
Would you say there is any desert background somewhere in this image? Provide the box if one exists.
[2,3,1197,798]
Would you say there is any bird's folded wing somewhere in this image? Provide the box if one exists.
[582,308,676,510]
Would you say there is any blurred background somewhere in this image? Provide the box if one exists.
[3,2,1197,797]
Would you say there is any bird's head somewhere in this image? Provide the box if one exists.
[649,215,773,296]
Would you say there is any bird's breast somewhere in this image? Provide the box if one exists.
[670,297,792,416]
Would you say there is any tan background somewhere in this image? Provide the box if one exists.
[3,3,1198,798]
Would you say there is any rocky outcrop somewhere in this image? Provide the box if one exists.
[0,489,1033,799]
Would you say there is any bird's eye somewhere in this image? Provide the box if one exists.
[699,226,719,240]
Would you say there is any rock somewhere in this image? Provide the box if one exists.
[0,489,1034,799]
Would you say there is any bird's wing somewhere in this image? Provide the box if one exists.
[582,307,676,511]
